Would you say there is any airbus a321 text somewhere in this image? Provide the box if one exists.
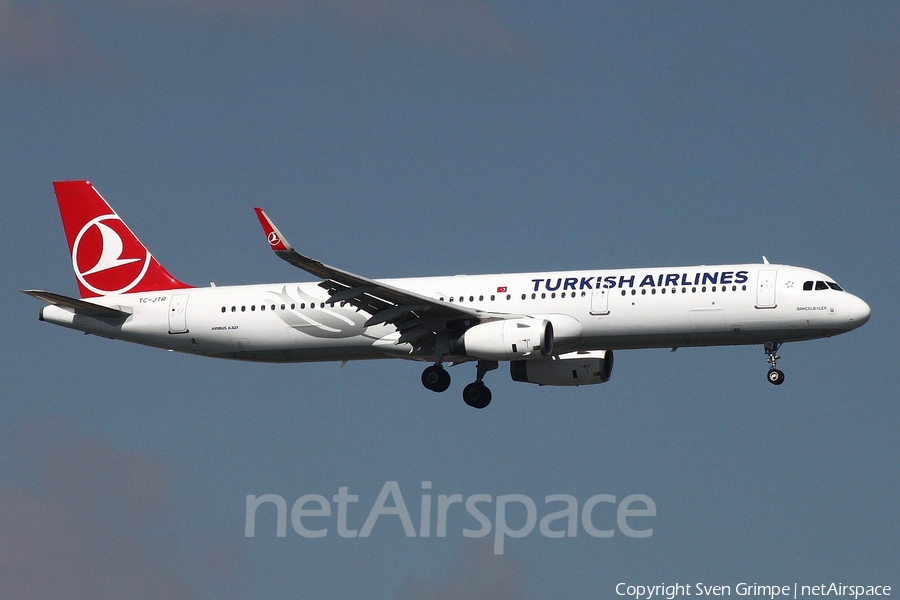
[25,181,871,408]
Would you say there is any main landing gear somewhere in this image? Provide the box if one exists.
[421,364,451,392]
[462,360,498,409]
[765,341,785,385]
[421,359,498,409]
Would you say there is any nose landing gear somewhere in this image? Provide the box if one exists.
[765,341,785,385]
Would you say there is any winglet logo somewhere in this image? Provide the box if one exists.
[267,231,280,246]
[72,214,151,295]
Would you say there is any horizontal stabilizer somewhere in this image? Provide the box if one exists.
[22,290,132,318]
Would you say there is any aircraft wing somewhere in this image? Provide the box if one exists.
[22,290,132,318]
[254,208,516,349]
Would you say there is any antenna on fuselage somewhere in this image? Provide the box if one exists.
[762,256,770,264]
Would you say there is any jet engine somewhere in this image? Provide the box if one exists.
[452,318,553,361]
[510,350,613,386]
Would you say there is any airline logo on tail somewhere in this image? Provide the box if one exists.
[53,181,192,298]
[73,214,151,295]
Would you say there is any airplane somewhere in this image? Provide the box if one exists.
[24,181,871,409]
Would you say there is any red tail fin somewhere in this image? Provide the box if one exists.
[53,181,192,298]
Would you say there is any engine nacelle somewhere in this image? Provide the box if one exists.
[510,350,613,386]
[453,318,553,361]
[532,313,583,352]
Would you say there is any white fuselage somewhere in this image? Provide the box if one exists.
[38,263,871,364]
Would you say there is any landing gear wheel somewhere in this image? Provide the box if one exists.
[767,368,785,385]
[462,382,492,409]
[421,365,451,393]
[764,342,785,386]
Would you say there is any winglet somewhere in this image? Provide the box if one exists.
[254,207,293,252]
[251,208,336,279]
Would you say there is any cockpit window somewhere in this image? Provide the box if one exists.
[803,280,844,292]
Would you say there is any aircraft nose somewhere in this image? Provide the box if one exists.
[846,294,871,329]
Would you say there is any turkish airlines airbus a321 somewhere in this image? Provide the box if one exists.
[25,181,871,408]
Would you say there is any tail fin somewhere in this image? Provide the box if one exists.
[53,181,192,298]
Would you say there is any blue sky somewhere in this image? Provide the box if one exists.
[1,2,898,598]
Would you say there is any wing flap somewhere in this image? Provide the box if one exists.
[397,325,435,345]
[327,286,375,304]
[364,305,428,328]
